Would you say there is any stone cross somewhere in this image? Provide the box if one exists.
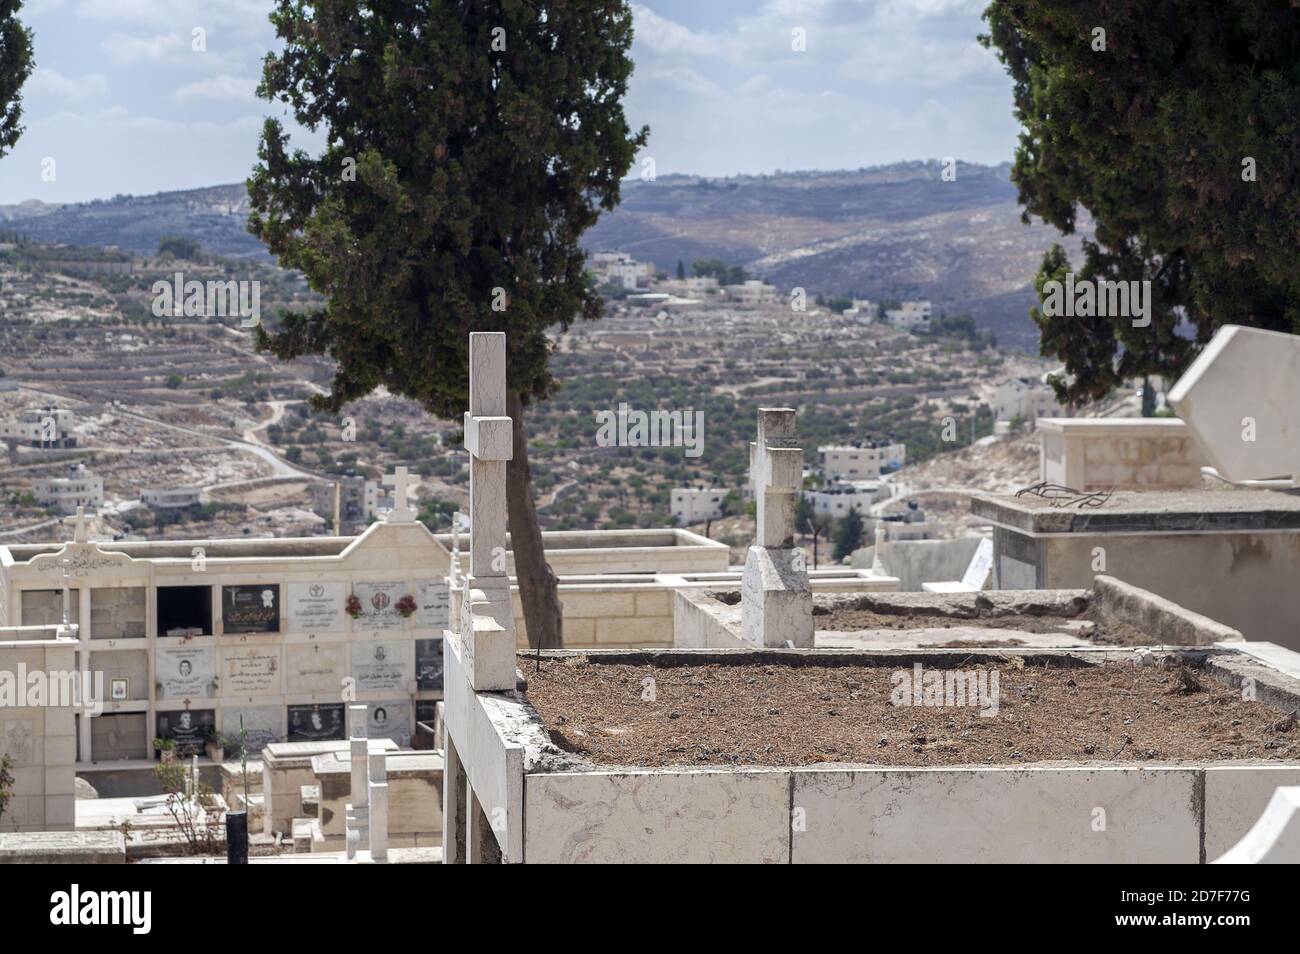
[749,408,803,547]
[59,558,72,630]
[383,466,416,523]
[344,704,369,861]
[368,745,389,863]
[742,408,812,648]
[459,332,517,691]
[68,505,90,544]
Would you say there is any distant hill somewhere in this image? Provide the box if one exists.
[0,184,262,260]
[584,161,1090,350]
[0,161,1087,349]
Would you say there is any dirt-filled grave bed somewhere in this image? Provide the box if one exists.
[523,653,1300,768]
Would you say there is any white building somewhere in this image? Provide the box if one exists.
[1,405,76,447]
[884,300,932,331]
[683,276,719,295]
[994,376,1059,423]
[819,441,906,479]
[311,475,382,531]
[141,487,206,509]
[723,280,779,306]
[591,252,654,290]
[804,479,889,518]
[843,299,879,324]
[671,487,728,525]
[877,501,932,541]
[32,464,103,514]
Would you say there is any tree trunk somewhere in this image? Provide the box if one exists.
[505,390,563,648]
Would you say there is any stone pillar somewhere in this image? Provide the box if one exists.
[741,408,813,647]
[345,704,368,860]
[460,332,517,690]
[368,745,388,863]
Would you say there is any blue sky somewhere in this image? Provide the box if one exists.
[0,0,1019,204]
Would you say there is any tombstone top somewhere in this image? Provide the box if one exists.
[1168,324,1300,482]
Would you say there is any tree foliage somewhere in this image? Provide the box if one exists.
[981,1,1300,404]
[247,0,648,417]
[0,0,33,160]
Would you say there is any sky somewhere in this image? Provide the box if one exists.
[0,0,1020,205]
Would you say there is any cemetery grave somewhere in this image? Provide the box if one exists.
[523,650,1300,768]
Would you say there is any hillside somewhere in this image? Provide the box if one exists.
[0,161,1089,349]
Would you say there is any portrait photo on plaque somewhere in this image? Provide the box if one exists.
[416,637,444,691]
[286,702,344,742]
[222,584,281,634]
[110,678,128,701]
[368,702,411,745]
[156,709,215,757]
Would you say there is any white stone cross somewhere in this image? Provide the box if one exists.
[68,505,90,544]
[749,408,803,548]
[383,466,416,523]
[459,332,517,691]
[1168,324,1300,482]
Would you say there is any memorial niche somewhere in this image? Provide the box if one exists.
[157,585,212,636]
[222,584,280,634]
[155,709,215,757]
[91,712,148,761]
[287,703,344,742]
[416,637,444,691]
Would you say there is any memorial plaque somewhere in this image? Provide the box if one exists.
[156,709,215,757]
[416,637,444,692]
[351,640,410,692]
[415,700,439,725]
[222,584,280,634]
[287,581,346,633]
[287,703,344,743]
[367,701,411,745]
[157,647,215,699]
[415,579,450,629]
[89,650,148,702]
[221,646,281,696]
[221,706,280,754]
[285,642,345,695]
[353,581,406,630]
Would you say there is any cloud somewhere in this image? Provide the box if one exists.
[76,0,273,34]
[174,74,257,104]
[26,68,110,100]
[101,32,188,64]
